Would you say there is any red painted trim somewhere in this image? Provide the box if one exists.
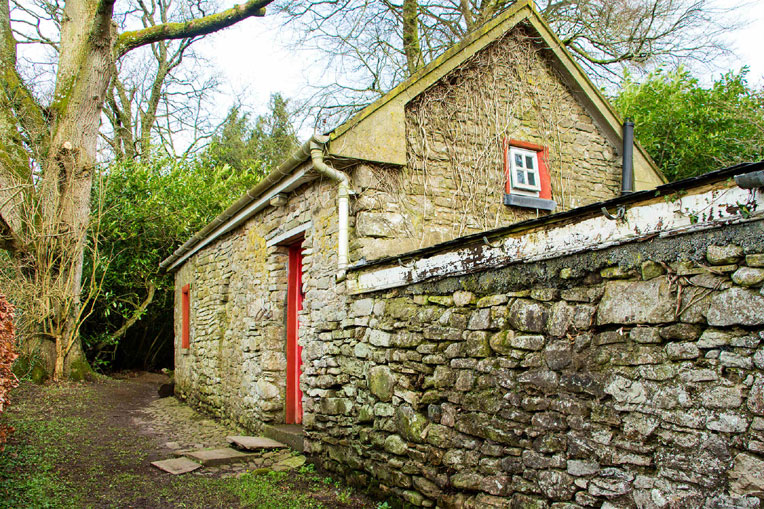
[538,146,552,200]
[503,137,552,199]
[286,243,304,424]
[503,137,511,194]
[181,284,190,349]
[508,138,546,152]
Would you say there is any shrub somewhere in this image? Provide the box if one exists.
[0,294,18,449]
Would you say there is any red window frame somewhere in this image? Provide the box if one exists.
[181,284,190,349]
[503,138,552,200]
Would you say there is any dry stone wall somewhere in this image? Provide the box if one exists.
[305,221,764,508]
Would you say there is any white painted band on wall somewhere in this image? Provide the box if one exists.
[348,186,763,294]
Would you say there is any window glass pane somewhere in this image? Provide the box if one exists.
[525,155,534,169]
[514,154,523,167]
[527,172,536,187]
[516,170,525,185]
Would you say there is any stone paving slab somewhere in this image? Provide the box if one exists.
[227,436,287,451]
[184,448,254,466]
[151,457,202,475]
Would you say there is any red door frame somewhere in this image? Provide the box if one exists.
[286,242,304,424]
[181,284,190,349]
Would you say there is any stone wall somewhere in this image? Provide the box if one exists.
[349,28,623,261]
[305,220,764,508]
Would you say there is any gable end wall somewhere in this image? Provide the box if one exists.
[349,28,623,262]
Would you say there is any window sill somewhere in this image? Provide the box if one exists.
[504,194,557,211]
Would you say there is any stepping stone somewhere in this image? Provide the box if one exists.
[262,424,304,452]
[151,457,201,475]
[272,455,307,472]
[227,436,287,451]
[184,448,254,466]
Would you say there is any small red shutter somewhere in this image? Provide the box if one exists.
[181,284,190,349]
[503,137,512,194]
[538,146,552,200]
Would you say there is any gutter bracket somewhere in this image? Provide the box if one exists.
[601,205,626,221]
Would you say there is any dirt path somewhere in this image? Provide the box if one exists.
[0,373,378,509]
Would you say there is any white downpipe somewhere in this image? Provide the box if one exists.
[337,187,350,278]
[310,135,350,281]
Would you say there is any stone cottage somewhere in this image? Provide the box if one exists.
[155,1,764,506]
[160,0,664,428]
[161,2,764,506]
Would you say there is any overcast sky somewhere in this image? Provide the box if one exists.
[194,1,764,134]
[722,1,764,83]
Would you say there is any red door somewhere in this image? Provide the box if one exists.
[286,243,304,424]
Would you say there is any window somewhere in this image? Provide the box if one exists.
[503,138,556,211]
[509,147,542,193]
[181,284,190,349]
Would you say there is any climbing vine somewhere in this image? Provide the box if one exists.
[372,29,619,246]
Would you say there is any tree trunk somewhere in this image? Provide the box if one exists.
[402,0,423,76]
[43,0,116,379]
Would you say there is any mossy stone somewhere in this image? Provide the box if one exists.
[489,330,515,354]
[383,434,407,455]
[385,298,419,320]
[12,355,49,384]
[395,405,429,443]
[641,260,665,280]
[732,267,764,287]
[428,295,454,306]
[600,266,633,279]
[368,365,395,401]
[69,359,95,382]
[358,405,374,423]
[707,244,743,265]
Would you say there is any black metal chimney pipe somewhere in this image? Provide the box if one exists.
[735,170,764,189]
[622,119,634,195]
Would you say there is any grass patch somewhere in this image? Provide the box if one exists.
[223,470,326,509]
[0,419,77,508]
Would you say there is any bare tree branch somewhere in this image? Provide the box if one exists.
[277,0,744,123]
[116,0,270,57]
[95,282,156,348]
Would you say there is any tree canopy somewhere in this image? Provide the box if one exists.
[82,157,262,369]
[81,95,298,372]
[614,68,764,181]
[203,94,299,178]
[0,0,274,379]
